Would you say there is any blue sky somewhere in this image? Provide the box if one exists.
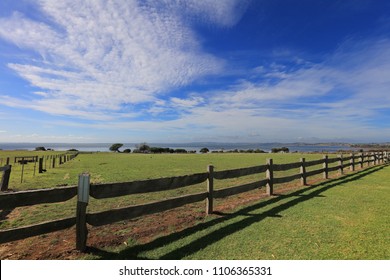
[1,0,390,143]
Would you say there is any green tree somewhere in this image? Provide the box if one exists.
[109,143,123,152]
[137,142,151,153]
[200,147,209,153]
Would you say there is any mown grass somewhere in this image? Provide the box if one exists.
[0,151,374,243]
[0,152,334,229]
[0,150,74,190]
[1,151,388,259]
[1,151,333,191]
[89,165,390,260]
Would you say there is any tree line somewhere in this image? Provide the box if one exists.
[109,143,290,154]
[109,143,197,154]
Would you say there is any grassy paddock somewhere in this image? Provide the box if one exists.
[1,151,333,191]
[92,165,390,260]
[1,151,388,259]
[0,151,367,233]
[0,150,74,189]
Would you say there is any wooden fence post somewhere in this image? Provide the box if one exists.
[38,157,43,173]
[323,155,328,179]
[52,157,56,168]
[6,157,10,165]
[76,173,90,252]
[300,158,307,186]
[206,165,214,215]
[338,154,343,175]
[20,158,25,183]
[360,153,364,169]
[33,157,37,176]
[266,159,273,196]
[1,165,12,191]
[350,153,355,172]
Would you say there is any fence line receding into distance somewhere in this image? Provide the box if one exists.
[0,151,388,252]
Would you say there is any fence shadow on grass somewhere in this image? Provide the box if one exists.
[90,165,387,260]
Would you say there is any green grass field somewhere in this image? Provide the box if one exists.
[1,151,388,259]
[1,151,332,191]
[1,151,330,230]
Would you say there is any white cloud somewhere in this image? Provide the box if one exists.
[134,37,390,142]
[170,96,204,108]
[1,1,390,142]
[0,0,248,118]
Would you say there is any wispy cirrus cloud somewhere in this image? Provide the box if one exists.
[124,37,390,142]
[1,1,390,143]
[0,0,249,119]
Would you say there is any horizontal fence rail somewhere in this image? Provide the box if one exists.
[90,172,208,199]
[0,217,76,244]
[0,186,77,209]
[0,151,388,252]
[87,192,209,227]
[0,185,78,244]
[213,179,268,199]
[213,165,268,180]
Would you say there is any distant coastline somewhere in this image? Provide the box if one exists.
[0,142,381,153]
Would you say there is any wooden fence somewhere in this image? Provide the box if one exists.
[0,151,388,252]
[0,153,78,190]
[0,165,11,191]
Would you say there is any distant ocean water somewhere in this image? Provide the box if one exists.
[0,142,360,153]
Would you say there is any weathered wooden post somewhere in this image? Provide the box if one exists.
[38,157,44,173]
[323,155,328,179]
[33,157,37,176]
[76,173,90,252]
[360,153,364,169]
[20,157,25,183]
[52,157,56,168]
[1,165,12,191]
[206,165,214,215]
[6,157,10,165]
[350,153,355,172]
[266,159,274,196]
[338,154,343,175]
[300,158,307,186]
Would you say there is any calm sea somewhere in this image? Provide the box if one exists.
[0,142,359,153]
